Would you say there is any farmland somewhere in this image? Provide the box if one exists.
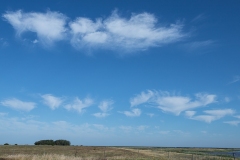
[0,145,239,160]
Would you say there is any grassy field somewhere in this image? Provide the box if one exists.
[0,145,239,160]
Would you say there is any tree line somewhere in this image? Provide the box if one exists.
[34,139,70,146]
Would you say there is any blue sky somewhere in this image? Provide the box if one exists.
[0,0,240,147]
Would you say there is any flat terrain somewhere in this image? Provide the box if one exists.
[0,145,239,160]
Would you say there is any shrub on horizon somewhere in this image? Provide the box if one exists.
[34,139,70,146]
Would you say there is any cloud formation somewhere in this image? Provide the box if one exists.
[3,10,67,45]
[64,97,94,113]
[0,98,36,111]
[93,100,114,118]
[229,75,240,84]
[121,108,141,117]
[41,94,64,110]
[3,10,186,52]
[186,109,235,123]
[130,90,216,115]
[70,11,185,51]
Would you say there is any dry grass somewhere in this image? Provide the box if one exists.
[0,145,238,160]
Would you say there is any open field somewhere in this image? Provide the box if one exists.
[0,145,239,160]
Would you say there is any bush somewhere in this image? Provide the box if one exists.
[54,140,71,146]
[34,139,70,146]
[4,143,9,145]
[34,140,54,145]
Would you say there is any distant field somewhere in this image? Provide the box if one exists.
[0,145,239,160]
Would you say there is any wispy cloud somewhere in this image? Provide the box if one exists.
[146,113,154,117]
[228,75,240,84]
[130,90,154,107]
[224,121,240,126]
[137,125,148,131]
[119,125,132,132]
[121,108,141,117]
[235,115,240,119]
[159,131,170,134]
[0,112,8,116]
[185,111,196,118]
[3,10,67,45]
[41,94,64,110]
[3,10,186,53]
[64,97,94,113]
[190,109,235,123]
[93,100,114,118]
[0,98,36,112]
[0,38,9,47]
[130,90,216,115]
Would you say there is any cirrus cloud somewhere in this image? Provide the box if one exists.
[41,94,64,110]
[0,98,36,112]
[64,97,94,114]
[130,90,216,115]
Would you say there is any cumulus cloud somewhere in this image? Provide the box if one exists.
[93,100,114,118]
[130,90,216,115]
[64,97,94,113]
[41,94,64,110]
[0,98,36,111]
[71,11,185,51]
[191,109,235,123]
[3,10,67,44]
[3,10,186,52]
[121,108,141,117]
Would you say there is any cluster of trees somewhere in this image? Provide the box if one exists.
[34,139,70,146]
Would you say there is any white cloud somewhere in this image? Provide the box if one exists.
[1,98,36,112]
[130,90,216,115]
[146,113,154,117]
[185,40,214,51]
[224,97,231,103]
[224,121,240,126]
[64,97,94,113]
[130,90,154,107]
[119,125,132,132]
[235,115,240,119]
[98,100,114,112]
[185,111,196,118]
[191,109,235,123]
[41,94,64,110]
[121,108,141,117]
[159,131,170,134]
[92,112,109,118]
[137,125,148,131]
[156,93,216,115]
[0,38,9,47]
[3,10,67,44]
[229,75,240,84]
[4,10,186,52]
[93,100,114,118]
